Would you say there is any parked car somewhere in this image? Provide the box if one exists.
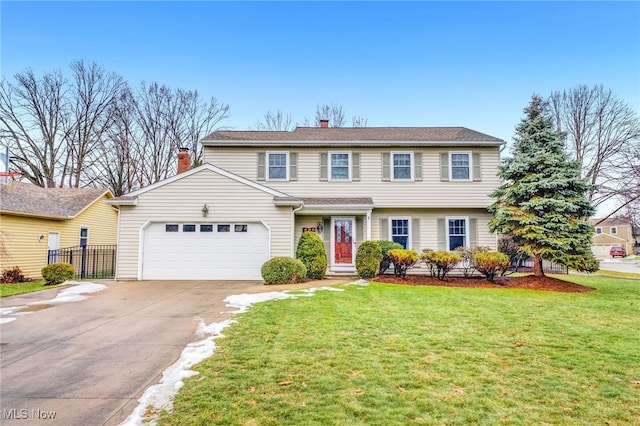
[610,246,626,258]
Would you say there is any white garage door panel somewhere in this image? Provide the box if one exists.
[142,223,269,280]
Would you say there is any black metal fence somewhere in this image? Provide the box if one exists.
[508,258,569,274]
[47,245,117,279]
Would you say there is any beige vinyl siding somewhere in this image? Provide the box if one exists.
[0,196,117,279]
[114,168,293,280]
[204,147,501,208]
[370,208,497,252]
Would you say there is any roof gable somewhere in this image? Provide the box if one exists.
[0,181,112,219]
[108,163,291,205]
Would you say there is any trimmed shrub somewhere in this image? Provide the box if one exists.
[454,246,491,278]
[355,240,382,279]
[473,251,511,282]
[378,240,403,274]
[261,257,307,285]
[296,231,327,279]
[41,262,74,285]
[1,266,31,284]
[387,248,419,278]
[421,250,461,280]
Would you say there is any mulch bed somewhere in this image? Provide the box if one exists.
[374,273,596,293]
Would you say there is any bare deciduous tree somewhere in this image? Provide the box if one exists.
[0,69,70,187]
[253,109,294,131]
[549,84,640,215]
[64,60,126,188]
[315,102,346,127]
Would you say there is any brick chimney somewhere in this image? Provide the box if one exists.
[320,119,329,128]
[177,147,191,174]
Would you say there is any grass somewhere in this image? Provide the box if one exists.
[158,276,640,425]
[0,280,54,297]
[593,269,640,280]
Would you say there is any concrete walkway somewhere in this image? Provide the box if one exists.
[0,278,345,425]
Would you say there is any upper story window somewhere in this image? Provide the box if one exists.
[611,227,617,235]
[440,152,480,182]
[392,152,413,180]
[330,152,351,181]
[268,152,288,180]
[79,227,89,247]
[257,151,297,182]
[450,152,471,181]
[596,227,602,234]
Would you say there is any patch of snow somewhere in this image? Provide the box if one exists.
[122,285,346,426]
[0,281,107,324]
[31,281,107,304]
[345,279,369,286]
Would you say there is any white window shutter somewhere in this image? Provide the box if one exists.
[412,218,420,251]
[440,153,449,181]
[352,152,361,181]
[289,152,298,181]
[382,152,391,181]
[320,153,328,181]
[257,152,266,181]
[473,152,482,182]
[414,152,423,181]
[380,218,389,240]
[437,218,446,250]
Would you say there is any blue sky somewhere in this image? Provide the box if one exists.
[1,1,639,143]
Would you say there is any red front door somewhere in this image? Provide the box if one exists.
[334,218,353,264]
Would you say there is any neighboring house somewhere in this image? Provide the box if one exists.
[0,181,118,279]
[109,125,505,280]
[590,217,636,258]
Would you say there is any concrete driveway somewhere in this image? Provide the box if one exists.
[0,279,342,425]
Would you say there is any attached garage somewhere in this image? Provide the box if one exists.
[141,221,269,280]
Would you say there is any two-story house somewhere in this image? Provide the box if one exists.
[590,217,637,258]
[108,125,505,280]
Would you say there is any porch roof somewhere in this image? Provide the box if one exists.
[273,196,374,214]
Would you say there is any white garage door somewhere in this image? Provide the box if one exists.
[591,244,615,259]
[142,222,269,280]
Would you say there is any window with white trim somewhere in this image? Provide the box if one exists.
[267,152,288,180]
[447,217,467,250]
[392,152,413,180]
[390,218,410,249]
[450,152,471,181]
[611,227,617,235]
[329,152,351,181]
[596,227,602,234]
[79,227,89,247]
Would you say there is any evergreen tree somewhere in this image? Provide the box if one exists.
[489,95,599,276]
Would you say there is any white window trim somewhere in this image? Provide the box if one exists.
[449,151,472,181]
[596,227,602,234]
[611,227,617,235]
[266,151,289,181]
[389,216,412,249]
[446,216,469,251]
[391,151,414,181]
[79,226,90,247]
[328,151,352,181]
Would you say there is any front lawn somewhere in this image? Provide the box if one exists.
[158,275,640,425]
[0,279,51,297]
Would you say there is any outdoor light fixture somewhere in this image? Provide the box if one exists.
[201,204,209,217]
[38,234,44,241]
[316,222,323,234]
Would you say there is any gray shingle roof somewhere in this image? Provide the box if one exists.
[203,127,504,146]
[273,197,374,206]
[0,181,110,218]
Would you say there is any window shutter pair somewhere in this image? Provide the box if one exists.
[439,152,482,181]
[436,218,478,250]
[379,218,421,250]
[319,152,359,181]
[381,152,422,181]
[257,152,297,181]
